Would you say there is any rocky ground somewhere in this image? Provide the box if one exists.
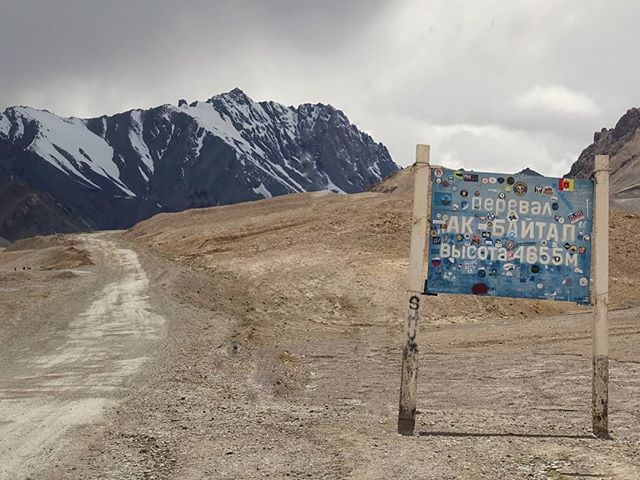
[1,184,639,479]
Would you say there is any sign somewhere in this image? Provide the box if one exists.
[398,146,610,438]
[425,167,594,304]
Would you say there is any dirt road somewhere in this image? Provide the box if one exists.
[0,235,165,479]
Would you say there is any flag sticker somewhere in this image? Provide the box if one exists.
[558,178,575,192]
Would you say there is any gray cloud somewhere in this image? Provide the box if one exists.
[2,0,639,176]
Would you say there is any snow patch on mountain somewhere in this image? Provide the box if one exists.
[129,110,154,175]
[0,113,11,138]
[324,173,346,194]
[0,107,138,197]
[178,101,265,158]
[20,108,110,187]
[252,182,272,199]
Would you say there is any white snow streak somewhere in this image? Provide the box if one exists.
[324,173,346,194]
[0,113,11,138]
[252,182,272,199]
[129,110,154,175]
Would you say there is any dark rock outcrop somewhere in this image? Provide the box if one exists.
[568,107,640,211]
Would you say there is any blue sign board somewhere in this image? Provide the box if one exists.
[425,167,594,304]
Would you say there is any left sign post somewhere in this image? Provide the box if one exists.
[398,144,431,435]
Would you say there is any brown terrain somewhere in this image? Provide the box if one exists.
[1,170,639,479]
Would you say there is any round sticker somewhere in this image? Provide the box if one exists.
[579,277,588,287]
[435,177,442,184]
[452,185,458,192]
[489,177,497,184]
[481,177,489,185]
[513,181,527,196]
[497,177,505,184]
[507,177,515,185]
[460,189,468,197]
[498,192,506,199]
[434,168,443,177]
[531,265,540,273]
[552,202,559,210]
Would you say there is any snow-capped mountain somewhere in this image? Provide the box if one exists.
[0,88,397,240]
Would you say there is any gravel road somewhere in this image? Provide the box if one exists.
[0,234,165,479]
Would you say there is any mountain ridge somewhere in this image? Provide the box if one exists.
[0,89,398,241]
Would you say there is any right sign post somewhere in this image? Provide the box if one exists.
[398,145,611,438]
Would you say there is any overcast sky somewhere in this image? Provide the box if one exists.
[2,0,639,176]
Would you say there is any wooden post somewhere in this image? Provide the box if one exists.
[592,154,610,438]
[398,144,431,435]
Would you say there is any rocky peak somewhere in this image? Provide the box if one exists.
[567,106,640,211]
[612,107,640,140]
[518,167,542,177]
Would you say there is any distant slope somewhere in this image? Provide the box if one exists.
[569,107,640,211]
[0,181,90,241]
[371,167,414,194]
[372,165,543,195]
[0,88,398,241]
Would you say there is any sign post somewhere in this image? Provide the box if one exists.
[592,154,610,438]
[398,144,430,435]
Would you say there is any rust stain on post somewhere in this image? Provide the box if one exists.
[592,355,609,438]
